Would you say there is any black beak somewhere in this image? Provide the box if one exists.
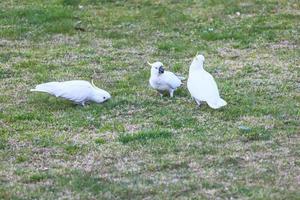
[159,66,164,74]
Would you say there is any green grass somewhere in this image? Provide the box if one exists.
[119,129,172,144]
[0,0,299,199]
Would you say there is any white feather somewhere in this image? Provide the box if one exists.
[187,55,227,109]
[31,80,111,105]
[148,62,182,97]
[175,74,186,81]
[158,71,182,89]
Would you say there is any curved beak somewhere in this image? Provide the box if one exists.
[159,66,164,74]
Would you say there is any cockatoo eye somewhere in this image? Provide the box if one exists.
[103,97,106,99]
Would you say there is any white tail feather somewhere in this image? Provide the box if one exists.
[30,82,61,96]
[176,74,185,81]
[207,98,227,109]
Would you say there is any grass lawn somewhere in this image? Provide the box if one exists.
[0,0,299,199]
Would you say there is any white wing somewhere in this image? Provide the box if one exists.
[188,70,227,109]
[31,80,93,104]
[161,71,182,89]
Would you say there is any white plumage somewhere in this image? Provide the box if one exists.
[30,80,111,106]
[148,61,183,97]
[187,55,227,109]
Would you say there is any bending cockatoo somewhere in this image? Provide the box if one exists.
[148,61,183,97]
[187,54,227,109]
[30,80,111,106]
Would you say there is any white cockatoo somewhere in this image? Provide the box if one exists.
[30,80,111,106]
[187,54,227,109]
[148,61,183,97]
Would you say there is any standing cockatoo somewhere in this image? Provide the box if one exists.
[187,55,227,109]
[148,61,183,97]
[30,80,111,106]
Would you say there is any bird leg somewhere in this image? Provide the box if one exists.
[195,99,201,107]
[157,91,163,98]
[169,90,174,98]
